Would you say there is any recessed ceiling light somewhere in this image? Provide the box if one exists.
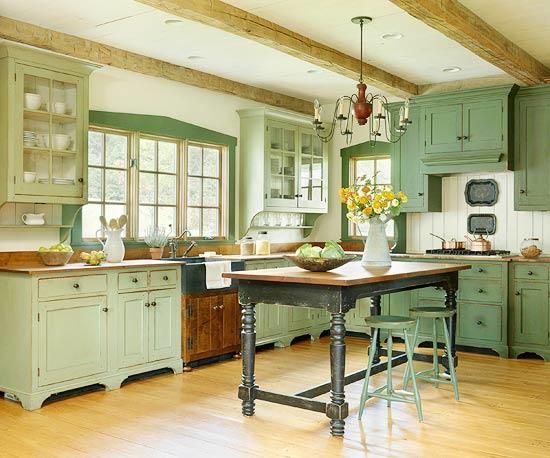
[442,66,462,73]
[307,69,319,74]
[381,32,403,40]
[187,55,203,60]
[164,18,183,25]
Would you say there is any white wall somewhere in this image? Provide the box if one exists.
[407,171,548,254]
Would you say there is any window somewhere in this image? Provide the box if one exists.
[82,127,227,240]
[83,129,130,239]
[186,143,223,238]
[348,155,394,239]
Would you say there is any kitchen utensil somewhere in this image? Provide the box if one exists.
[21,213,45,225]
[23,171,37,183]
[118,214,128,229]
[99,215,109,230]
[108,218,119,230]
[53,134,71,150]
[465,179,499,206]
[53,102,66,114]
[429,233,465,250]
[284,254,357,272]
[465,232,492,252]
[467,214,496,235]
[24,92,42,110]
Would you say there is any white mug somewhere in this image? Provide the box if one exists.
[22,213,45,225]
[53,102,66,114]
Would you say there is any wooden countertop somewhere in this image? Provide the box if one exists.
[0,259,184,275]
[223,260,470,287]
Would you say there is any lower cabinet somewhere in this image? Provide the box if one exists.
[0,265,182,411]
[38,296,108,386]
[182,291,240,365]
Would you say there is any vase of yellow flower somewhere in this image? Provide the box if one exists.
[339,175,408,268]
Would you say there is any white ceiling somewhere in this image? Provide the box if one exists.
[0,0,545,104]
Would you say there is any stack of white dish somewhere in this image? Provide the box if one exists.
[23,131,37,147]
[53,177,74,185]
[37,177,49,184]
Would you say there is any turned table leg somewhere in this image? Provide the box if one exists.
[327,311,349,437]
[443,288,458,371]
[239,303,257,416]
[370,296,382,364]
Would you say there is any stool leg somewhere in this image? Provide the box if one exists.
[403,329,423,422]
[432,317,439,387]
[442,317,460,401]
[403,319,420,390]
[386,330,393,407]
[358,328,379,420]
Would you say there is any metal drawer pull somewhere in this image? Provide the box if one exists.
[477,268,484,273]
[73,283,80,289]
[131,277,139,283]
[145,302,150,307]
[102,307,109,312]
[527,271,533,276]
[151,301,157,307]
[476,320,483,326]
[478,288,484,293]
[163,275,169,281]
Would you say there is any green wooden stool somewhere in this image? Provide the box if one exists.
[403,307,459,400]
[358,315,423,422]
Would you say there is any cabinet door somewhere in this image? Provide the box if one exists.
[117,292,149,368]
[219,293,240,350]
[38,296,107,386]
[298,129,327,210]
[186,295,214,358]
[463,100,503,152]
[425,104,462,154]
[515,97,550,210]
[257,303,286,340]
[149,289,180,361]
[512,282,549,346]
[266,121,298,208]
[15,63,84,199]
[287,306,311,332]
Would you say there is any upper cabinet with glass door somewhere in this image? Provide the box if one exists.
[0,43,97,206]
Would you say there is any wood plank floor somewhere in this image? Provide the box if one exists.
[1,336,549,457]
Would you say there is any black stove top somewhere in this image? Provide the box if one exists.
[425,249,511,256]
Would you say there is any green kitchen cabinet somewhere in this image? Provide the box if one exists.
[237,108,328,237]
[287,307,311,332]
[38,295,108,386]
[0,43,97,206]
[0,263,182,411]
[415,85,517,174]
[389,103,442,212]
[514,86,550,210]
[511,281,549,347]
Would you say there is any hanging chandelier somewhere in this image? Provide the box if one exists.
[313,16,411,145]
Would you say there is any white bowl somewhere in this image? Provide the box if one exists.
[53,134,71,150]
[23,171,37,183]
[39,133,50,148]
[53,102,66,114]
[24,93,42,110]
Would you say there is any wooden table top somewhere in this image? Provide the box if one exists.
[223,261,471,287]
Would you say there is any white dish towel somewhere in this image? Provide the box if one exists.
[205,261,232,289]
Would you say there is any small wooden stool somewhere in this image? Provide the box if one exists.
[358,315,423,422]
[403,307,459,400]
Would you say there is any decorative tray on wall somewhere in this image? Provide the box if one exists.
[464,179,499,206]
[467,214,496,235]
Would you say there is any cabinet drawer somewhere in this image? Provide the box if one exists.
[150,269,178,288]
[460,263,502,279]
[118,271,148,290]
[458,303,501,342]
[38,274,107,299]
[514,264,548,281]
[459,279,503,303]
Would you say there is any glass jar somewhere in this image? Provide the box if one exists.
[239,236,255,256]
[520,238,542,258]
[255,231,271,255]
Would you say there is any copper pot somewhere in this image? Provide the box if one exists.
[465,233,491,252]
[430,233,465,250]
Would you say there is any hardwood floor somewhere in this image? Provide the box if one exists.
[0,336,549,457]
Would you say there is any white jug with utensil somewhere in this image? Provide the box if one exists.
[96,228,125,263]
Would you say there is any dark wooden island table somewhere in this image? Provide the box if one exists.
[223,261,471,437]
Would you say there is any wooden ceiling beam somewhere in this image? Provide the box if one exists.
[0,16,313,115]
[389,0,550,85]
[136,0,418,98]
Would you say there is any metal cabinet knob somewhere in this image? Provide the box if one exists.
[515,291,520,296]
[78,178,84,183]
[457,136,463,140]
[463,136,469,140]
[478,288,484,293]
[219,304,225,310]
[73,283,80,289]
[527,271,533,276]
[418,192,424,196]
[476,320,483,326]
[102,307,109,312]
[145,302,150,307]
[520,189,526,194]
[478,268,484,273]
[294,194,303,198]
[131,277,138,283]
[163,275,169,281]
[150,301,157,307]
[213,305,219,310]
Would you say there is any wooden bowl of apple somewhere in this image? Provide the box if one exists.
[37,243,74,266]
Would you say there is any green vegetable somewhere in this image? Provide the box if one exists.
[295,240,345,259]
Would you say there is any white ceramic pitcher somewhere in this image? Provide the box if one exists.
[96,229,125,263]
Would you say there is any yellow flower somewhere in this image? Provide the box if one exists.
[397,191,406,199]
[361,185,371,194]
[383,191,395,200]
[362,207,373,216]
[401,195,408,203]
[372,201,382,210]
[347,201,356,210]
[359,196,368,205]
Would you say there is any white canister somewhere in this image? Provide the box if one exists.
[96,229,125,263]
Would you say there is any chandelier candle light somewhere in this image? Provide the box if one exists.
[313,16,411,145]
[339,176,408,268]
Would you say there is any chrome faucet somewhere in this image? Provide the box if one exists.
[168,230,192,258]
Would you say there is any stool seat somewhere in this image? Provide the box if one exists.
[364,315,416,330]
[409,307,456,318]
